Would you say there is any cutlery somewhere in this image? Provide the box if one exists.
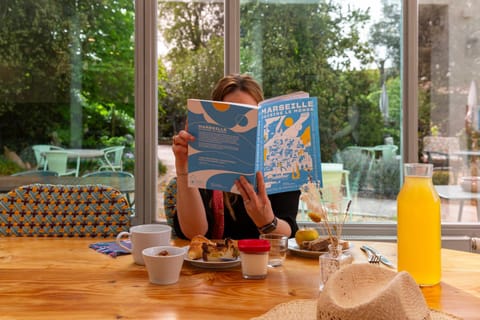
[361,245,396,268]
[360,246,380,264]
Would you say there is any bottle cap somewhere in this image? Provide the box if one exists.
[238,239,270,253]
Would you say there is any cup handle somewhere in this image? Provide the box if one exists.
[116,231,132,252]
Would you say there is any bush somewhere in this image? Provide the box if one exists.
[432,170,450,185]
[0,156,24,175]
[335,148,371,194]
[370,158,401,198]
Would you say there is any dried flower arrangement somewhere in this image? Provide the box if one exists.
[299,180,351,248]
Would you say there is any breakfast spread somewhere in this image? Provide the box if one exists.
[187,235,240,261]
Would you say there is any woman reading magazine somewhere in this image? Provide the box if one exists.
[172,74,300,240]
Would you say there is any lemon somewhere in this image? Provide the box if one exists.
[295,228,319,246]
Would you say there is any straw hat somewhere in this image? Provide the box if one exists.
[252,264,461,320]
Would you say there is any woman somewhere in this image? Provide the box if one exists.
[172,74,300,240]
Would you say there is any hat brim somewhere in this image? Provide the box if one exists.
[250,299,462,320]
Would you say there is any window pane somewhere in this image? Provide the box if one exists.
[0,2,135,202]
[240,0,402,224]
[157,0,225,220]
[418,1,480,224]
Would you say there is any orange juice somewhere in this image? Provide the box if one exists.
[397,164,441,286]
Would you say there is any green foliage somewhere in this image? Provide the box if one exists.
[369,0,401,74]
[0,0,135,152]
[0,156,23,175]
[157,2,224,138]
[239,2,382,161]
[370,158,401,198]
[335,149,371,194]
[432,170,450,185]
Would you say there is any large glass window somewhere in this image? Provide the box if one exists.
[0,2,136,196]
[418,0,480,224]
[157,0,225,220]
[239,0,402,224]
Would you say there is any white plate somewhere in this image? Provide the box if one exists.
[183,246,241,269]
[288,238,351,258]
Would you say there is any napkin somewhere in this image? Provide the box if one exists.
[89,240,131,257]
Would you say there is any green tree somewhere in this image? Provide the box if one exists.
[369,0,401,81]
[0,0,135,151]
[157,2,224,138]
[240,2,378,160]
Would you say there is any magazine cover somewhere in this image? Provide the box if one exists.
[187,95,322,194]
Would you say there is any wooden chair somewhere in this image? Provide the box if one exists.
[0,184,133,237]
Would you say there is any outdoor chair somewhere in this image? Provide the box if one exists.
[98,146,125,171]
[43,150,77,176]
[298,163,352,220]
[422,136,462,180]
[32,145,64,169]
[0,183,133,237]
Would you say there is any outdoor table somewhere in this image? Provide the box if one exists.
[435,184,480,222]
[0,238,478,319]
[65,149,105,176]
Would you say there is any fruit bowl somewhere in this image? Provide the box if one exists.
[460,176,480,193]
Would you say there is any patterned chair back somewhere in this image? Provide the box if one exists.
[0,184,132,237]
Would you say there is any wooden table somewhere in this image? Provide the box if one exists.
[0,238,478,319]
[0,175,134,193]
[435,185,480,221]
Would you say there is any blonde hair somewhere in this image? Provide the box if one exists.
[211,74,263,220]
[211,73,264,104]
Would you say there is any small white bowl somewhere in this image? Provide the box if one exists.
[142,246,186,285]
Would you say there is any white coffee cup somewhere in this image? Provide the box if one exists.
[142,246,186,285]
[116,224,172,265]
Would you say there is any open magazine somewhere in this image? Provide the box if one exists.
[187,91,322,194]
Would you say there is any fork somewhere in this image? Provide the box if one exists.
[360,246,380,264]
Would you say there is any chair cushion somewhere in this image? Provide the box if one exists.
[0,184,131,237]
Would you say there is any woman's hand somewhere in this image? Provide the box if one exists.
[172,129,194,175]
[234,171,274,228]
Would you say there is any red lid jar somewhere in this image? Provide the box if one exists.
[238,239,270,280]
[238,239,271,253]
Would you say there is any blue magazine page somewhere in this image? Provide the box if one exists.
[188,99,258,193]
[256,96,322,194]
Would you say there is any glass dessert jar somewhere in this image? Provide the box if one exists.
[238,239,270,279]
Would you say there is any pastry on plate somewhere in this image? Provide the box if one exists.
[187,235,239,261]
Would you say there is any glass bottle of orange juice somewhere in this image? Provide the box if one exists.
[397,163,441,286]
